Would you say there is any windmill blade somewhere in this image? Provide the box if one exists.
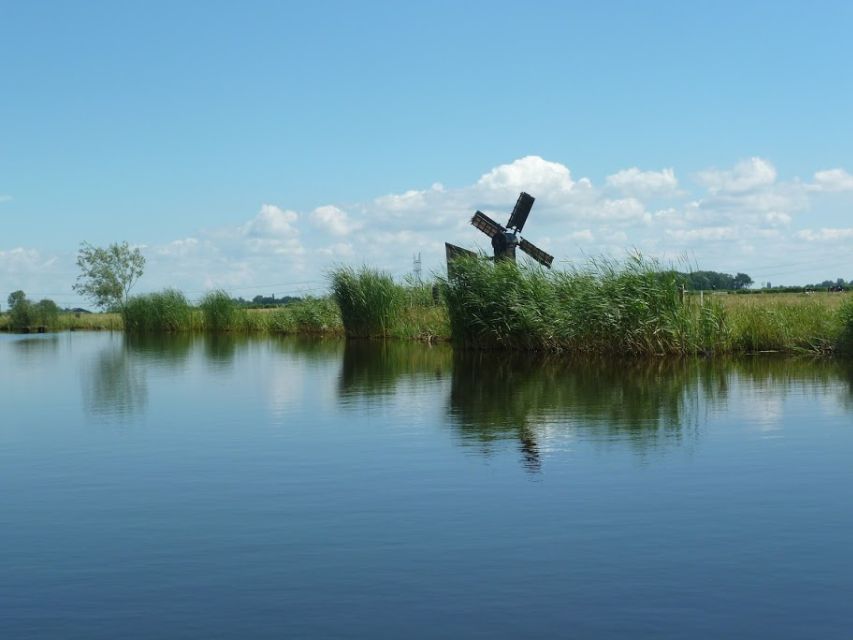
[519,237,554,268]
[507,192,535,232]
[445,242,477,262]
[470,211,505,238]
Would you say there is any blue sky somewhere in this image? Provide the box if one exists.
[2,1,853,305]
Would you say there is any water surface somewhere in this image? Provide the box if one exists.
[2,333,852,638]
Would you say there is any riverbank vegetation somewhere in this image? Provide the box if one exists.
[3,259,852,356]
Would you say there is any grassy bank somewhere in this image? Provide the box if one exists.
[440,257,852,356]
[3,260,851,356]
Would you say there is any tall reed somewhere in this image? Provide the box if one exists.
[330,267,404,338]
[200,290,239,332]
[123,289,193,333]
[442,255,731,355]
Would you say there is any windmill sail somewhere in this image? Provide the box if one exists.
[519,237,554,268]
[470,211,505,238]
[507,192,535,232]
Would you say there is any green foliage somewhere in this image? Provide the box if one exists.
[200,290,239,331]
[4,291,61,331]
[728,299,840,353]
[73,241,145,310]
[8,294,33,331]
[32,299,60,330]
[330,267,405,338]
[443,255,732,355]
[123,289,192,333]
[7,290,26,308]
[837,297,853,354]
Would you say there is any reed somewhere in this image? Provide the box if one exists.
[200,290,239,332]
[123,289,193,333]
[330,267,405,338]
[442,255,730,354]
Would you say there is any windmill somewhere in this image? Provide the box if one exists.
[445,192,554,273]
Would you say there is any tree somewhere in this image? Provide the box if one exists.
[7,290,32,330]
[733,273,753,290]
[73,242,145,310]
[8,290,26,308]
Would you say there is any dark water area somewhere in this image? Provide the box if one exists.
[2,333,852,639]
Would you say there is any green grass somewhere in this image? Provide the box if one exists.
[123,289,194,333]
[330,266,405,338]
[3,261,851,357]
[442,255,730,355]
[200,290,239,331]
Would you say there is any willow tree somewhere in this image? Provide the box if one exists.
[73,241,145,311]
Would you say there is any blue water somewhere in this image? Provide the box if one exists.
[2,332,852,638]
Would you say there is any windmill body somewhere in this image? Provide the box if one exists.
[446,192,554,274]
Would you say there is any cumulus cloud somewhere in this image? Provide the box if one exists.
[241,204,299,237]
[796,228,853,242]
[606,167,678,196]
[476,156,575,201]
[696,157,777,193]
[309,205,361,236]
[6,155,853,302]
[812,169,853,192]
[667,226,738,242]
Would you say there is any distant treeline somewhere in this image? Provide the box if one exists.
[233,294,303,308]
[674,270,753,291]
[672,271,850,293]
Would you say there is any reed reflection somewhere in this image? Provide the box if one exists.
[448,354,725,470]
[338,340,452,401]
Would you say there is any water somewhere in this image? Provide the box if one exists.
[2,332,852,639]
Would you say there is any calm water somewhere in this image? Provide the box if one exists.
[2,332,852,639]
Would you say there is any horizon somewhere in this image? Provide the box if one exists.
[2,2,852,306]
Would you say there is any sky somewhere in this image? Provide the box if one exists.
[2,0,853,307]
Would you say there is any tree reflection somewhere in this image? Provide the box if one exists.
[82,340,148,418]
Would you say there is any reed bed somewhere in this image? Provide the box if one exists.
[330,267,404,338]
[442,256,849,355]
[442,256,730,355]
[122,289,194,333]
[4,260,851,357]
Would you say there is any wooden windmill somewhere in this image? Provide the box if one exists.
[445,192,554,273]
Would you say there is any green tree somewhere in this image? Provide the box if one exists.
[33,299,60,329]
[733,273,753,290]
[7,290,26,308]
[73,241,145,310]
[7,290,32,330]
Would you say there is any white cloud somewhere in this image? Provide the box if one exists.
[796,228,853,242]
[696,157,777,193]
[812,168,853,192]
[667,226,738,242]
[0,194,12,203]
[606,167,678,196]
[241,204,299,237]
[309,205,361,236]
[476,155,575,201]
[569,229,594,242]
